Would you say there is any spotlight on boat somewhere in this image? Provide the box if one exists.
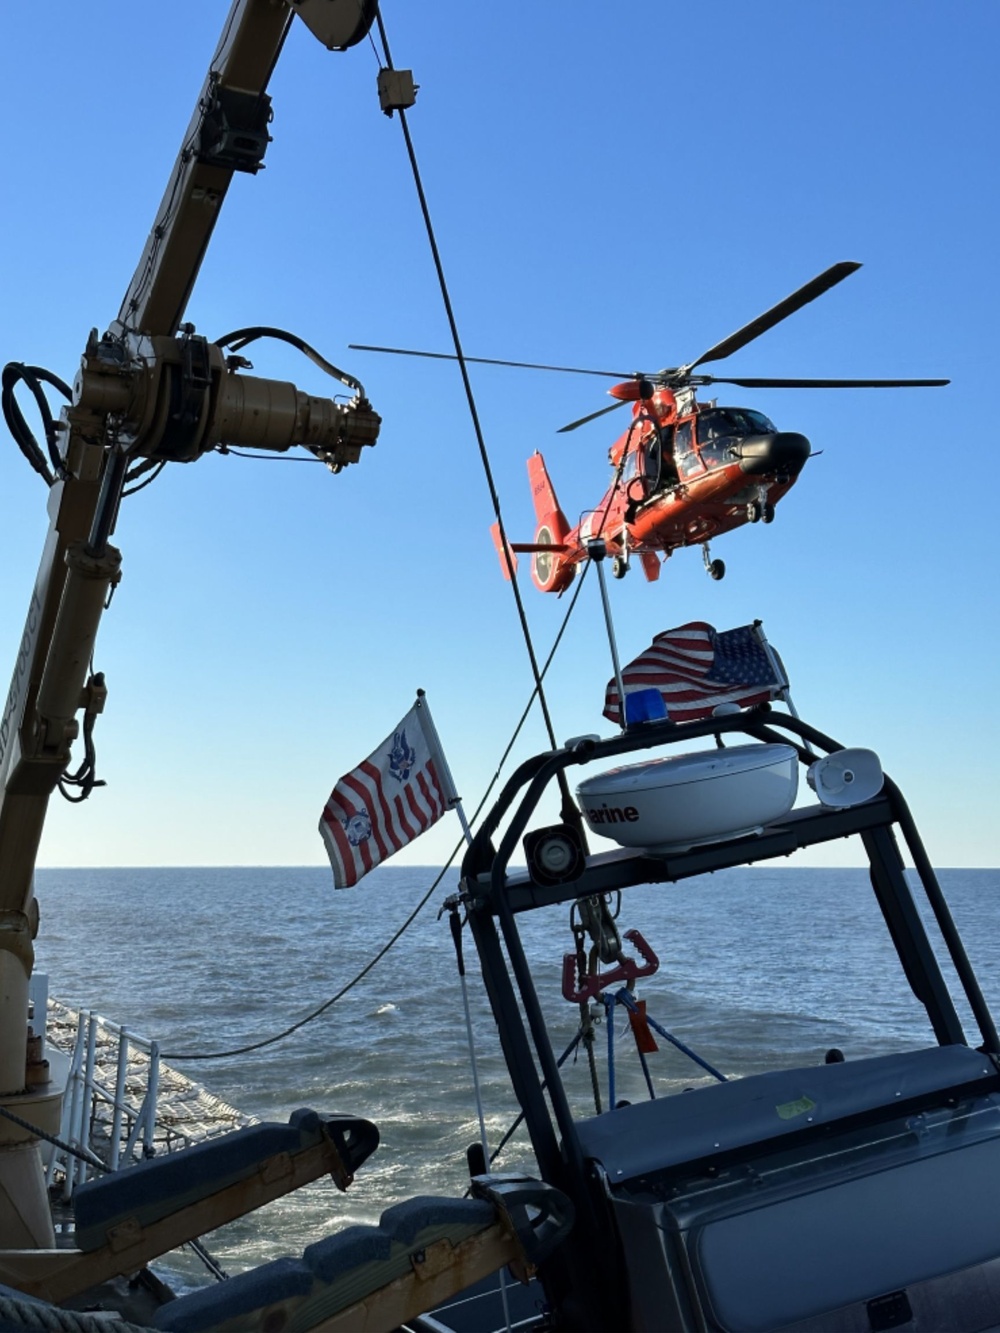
[807,748,884,808]
[524,823,586,887]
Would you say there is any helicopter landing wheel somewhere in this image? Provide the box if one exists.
[761,502,775,524]
[611,555,629,579]
[746,500,762,523]
[708,559,726,581]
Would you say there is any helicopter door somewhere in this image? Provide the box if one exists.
[616,447,643,524]
[643,427,677,493]
[673,419,704,480]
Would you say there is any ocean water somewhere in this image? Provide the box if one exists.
[32,863,1000,1286]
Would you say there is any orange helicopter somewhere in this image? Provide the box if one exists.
[352,262,948,589]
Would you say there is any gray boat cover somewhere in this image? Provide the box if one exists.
[694,1134,1000,1331]
[575,1044,996,1181]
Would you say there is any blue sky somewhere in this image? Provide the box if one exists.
[2,2,997,869]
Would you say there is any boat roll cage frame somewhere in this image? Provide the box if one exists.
[458,705,1000,1322]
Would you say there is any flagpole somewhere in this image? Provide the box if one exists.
[415,695,492,1156]
[415,689,460,800]
[424,693,511,1327]
[752,621,815,756]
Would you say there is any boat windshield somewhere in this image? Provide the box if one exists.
[697,407,777,441]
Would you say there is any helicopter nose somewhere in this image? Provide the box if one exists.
[732,431,811,477]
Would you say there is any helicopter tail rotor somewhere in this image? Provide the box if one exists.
[527,452,574,592]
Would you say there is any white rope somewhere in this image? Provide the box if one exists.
[447,803,513,1333]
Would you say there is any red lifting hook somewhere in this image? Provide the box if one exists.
[561,928,660,1004]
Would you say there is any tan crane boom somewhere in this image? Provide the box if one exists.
[0,0,380,1246]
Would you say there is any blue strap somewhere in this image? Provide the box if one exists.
[603,993,617,1110]
[635,1034,657,1101]
[614,987,727,1084]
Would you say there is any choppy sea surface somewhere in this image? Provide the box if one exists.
[32,863,1000,1288]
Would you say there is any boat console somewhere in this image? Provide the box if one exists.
[459,705,1000,1332]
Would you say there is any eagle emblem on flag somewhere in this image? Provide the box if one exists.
[387,728,417,783]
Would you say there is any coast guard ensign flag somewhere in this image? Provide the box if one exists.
[319,695,457,888]
[604,621,785,725]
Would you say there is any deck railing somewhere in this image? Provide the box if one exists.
[27,978,253,1203]
[46,1005,161,1200]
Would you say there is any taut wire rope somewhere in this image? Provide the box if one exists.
[373,12,566,775]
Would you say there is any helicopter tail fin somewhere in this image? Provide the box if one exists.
[490,522,518,581]
[527,452,574,593]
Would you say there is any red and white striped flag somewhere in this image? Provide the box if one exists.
[319,694,458,888]
[604,621,785,725]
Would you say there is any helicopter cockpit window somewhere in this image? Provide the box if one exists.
[741,408,777,434]
[697,408,777,442]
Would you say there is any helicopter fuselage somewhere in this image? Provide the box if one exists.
[477,260,947,591]
[562,400,811,583]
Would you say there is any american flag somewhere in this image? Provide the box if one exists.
[603,621,785,726]
[319,697,457,888]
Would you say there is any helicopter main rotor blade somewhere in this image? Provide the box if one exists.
[557,400,628,434]
[685,261,862,372]
[704,375,950,389]
[348,344,631,379]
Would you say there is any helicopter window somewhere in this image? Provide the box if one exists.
[644,437,661,483]
[697,408,776,442]
[675,420,702,477]
[742,408,777,434]
[621,450,639,483]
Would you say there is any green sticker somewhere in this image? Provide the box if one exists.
[775,1095,816,1121]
